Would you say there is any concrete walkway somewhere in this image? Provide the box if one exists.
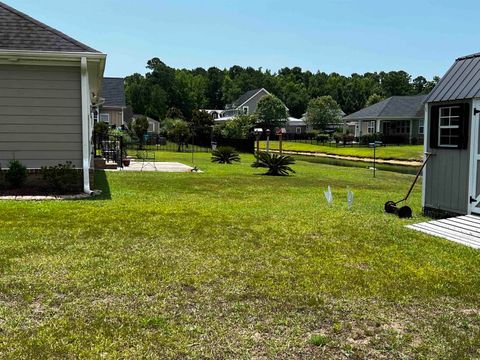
[118,161,194,172]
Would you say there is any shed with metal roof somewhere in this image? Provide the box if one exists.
[423,53,480,217]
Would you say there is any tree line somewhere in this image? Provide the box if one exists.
[125,58,439,120]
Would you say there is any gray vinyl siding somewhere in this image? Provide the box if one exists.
[0,64,82,168]
[424,101,471,214]
[243,90,269,114]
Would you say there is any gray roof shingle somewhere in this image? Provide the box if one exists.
[232,88,266,107]
[344,95,427,120]
[100,78,126,107]
[0,1,99,53]
[426,52,480,103]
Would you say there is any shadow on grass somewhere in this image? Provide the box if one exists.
[88,170,111,200]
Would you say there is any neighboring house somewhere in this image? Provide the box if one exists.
[0,2,106,193]
[343,95,427,143]
[97,77,129,128]
[216,88,300,134]
[423,52,480,217]
[286,117,309,135]
[132,115,160,135]
[202,109,225,120]
[219,88,275,120]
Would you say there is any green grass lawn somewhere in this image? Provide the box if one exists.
[0,152,479,358]
[260,141,424,161]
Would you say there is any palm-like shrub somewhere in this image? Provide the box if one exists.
[211,146,241,164]
[252,152,296,176]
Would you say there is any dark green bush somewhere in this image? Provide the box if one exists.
[359,134,378,145]
[252,152,296,176]
[316,134,330,143]
[94,121,110,134]
[41,161,80,193]
[211,146,240,164]
[5,160,27,188]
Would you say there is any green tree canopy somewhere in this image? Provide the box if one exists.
[365,94,384,107]
[213,114,257,139]
[132,116,150,145]
[305,96,342,131]
[255,95,288,130]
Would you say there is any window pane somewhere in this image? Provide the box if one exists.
[440,108,450,117]
[450,107,461,117]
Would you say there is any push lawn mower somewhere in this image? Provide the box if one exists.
[384,153,433,218]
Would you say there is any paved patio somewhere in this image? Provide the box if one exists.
[118,161,195,172]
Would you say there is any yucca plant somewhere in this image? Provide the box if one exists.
[211,146,241,164]
[252,152,296,176]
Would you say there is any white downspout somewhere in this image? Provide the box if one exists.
[422,103,428,210]
[81,57,92,194]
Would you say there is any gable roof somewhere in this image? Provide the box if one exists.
[426,52,480,103]
[100,78,126,107]
[344,95,427,120]
[0,2,99,53]
[232,88,269,108]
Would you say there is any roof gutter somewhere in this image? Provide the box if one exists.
[0,49,106,59]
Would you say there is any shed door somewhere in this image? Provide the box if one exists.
[472,112,480,215]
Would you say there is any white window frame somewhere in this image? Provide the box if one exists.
[419,119,424,135]
[367,121,376,134]
[438,106,460,148]
[296,127,302,134]
[242,106,249,115]
[99,113,110,123]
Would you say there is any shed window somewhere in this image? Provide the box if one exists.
[438,106,460,148]
[243,106,249,115]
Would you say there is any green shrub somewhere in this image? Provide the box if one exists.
[41,162,80,193]
[359,134,379,145]
[211,146,240,164]
[317,134,330,143]
[5,160,27,188]
[252,152,296,176]
[94,121,110,134]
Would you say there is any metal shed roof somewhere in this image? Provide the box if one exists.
[426,53,480,103]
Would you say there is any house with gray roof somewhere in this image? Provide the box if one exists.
[98,77,130,128]
[422,52,480,217]
[344,95,427,144]
[219,88,273,120]
[0,1,106,193]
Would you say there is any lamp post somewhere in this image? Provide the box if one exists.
[265,129,271,154]
[254,128,263,165]
[276,128,286,155]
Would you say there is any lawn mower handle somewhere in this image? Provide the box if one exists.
[394,152,433,205]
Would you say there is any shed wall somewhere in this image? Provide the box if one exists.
[0,64,82,168]
[424,101,471,214]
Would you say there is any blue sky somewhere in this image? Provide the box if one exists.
[7,0,480,79]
